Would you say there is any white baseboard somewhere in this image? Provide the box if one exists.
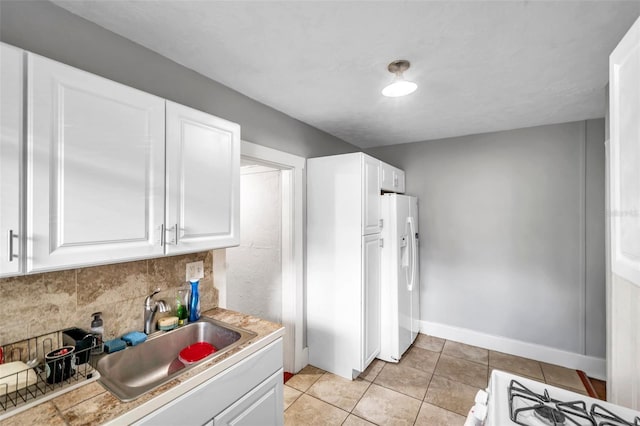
[420,320,606,380]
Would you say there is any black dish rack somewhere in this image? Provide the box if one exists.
[0,329,101,417]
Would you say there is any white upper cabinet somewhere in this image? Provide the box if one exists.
[0,43,24,278]
[380,161,405,194]
[27,53,165,272]
[362,155,381,235]
[165,101,240,254]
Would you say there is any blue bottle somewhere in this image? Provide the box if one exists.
[189,279,201,322]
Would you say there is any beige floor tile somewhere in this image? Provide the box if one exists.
[424,375,480,416]
[400,345,440,373]
[284,394,348,426]
[353,383,421,426]
[286,365,326,392]
[413,334,445,352]
[442,340,488,365]
[342,414,377,426]
[374,362,431,400]
[540,362,585,392]
[359,359,385,382]
[489,351,544,380]
[284,384,303,410]
[307,373,370,411]
[415,402,467,426]
[434,354,488,388]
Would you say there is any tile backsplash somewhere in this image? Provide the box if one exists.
[0,251,218,346]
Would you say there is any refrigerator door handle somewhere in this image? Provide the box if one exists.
[407,217,417,291]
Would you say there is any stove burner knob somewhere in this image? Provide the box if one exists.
[464,390,489,426]
[475,389,488,405]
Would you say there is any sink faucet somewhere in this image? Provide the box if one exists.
[144,288,170,334]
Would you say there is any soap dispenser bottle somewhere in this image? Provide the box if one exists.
[188,279,200,322]
[90,312,104,354]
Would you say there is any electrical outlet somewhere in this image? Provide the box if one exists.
[186,261,204,281]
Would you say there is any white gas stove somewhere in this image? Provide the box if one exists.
[465,370,640,426]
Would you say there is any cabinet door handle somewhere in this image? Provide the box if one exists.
[7,229,16,262]
[379,238,384,248]
[160,224,165,246]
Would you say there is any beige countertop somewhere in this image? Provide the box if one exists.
[0,308,284,426]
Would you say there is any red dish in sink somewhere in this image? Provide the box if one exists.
[178,342,217,365]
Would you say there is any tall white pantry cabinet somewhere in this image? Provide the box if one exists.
[307,152,385,379]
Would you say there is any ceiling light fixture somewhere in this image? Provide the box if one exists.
[382,59,417,98]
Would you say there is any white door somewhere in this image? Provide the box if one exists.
[27,53,165,272]
[608,16,640,408]
[0,43,23,277]
[165,101,240,254]
[362,233,381,370]
[362,155,381,235]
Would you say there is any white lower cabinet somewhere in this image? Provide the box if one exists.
[213,370,282,426]
[362,234,381,369]
[135,339,283,426]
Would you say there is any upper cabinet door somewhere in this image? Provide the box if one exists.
[165,101,240,254]
[394,169,406,194]
[0,43,24,278]
[362,155,381,235]
[27,53,165,272]
[380,162,405,194]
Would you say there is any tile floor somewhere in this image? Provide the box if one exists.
[283,334,590,426]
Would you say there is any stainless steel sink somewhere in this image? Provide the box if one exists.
[96,317,257,401]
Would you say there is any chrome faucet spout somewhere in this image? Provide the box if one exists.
[144,289,170,334]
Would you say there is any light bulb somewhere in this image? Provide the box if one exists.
[382,78,418,97]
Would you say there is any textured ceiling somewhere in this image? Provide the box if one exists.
[52,1,640,148]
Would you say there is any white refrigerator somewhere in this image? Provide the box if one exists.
[379,193,420,363]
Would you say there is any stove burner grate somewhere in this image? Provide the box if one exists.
[508,379,639,426]
[535,405,567,425]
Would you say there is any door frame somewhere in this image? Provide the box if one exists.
[216,140,306,373]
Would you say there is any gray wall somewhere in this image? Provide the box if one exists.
[0,0,358,159]
[226,168,282,323]
[585,120,606,358]
[370,120,606,358]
